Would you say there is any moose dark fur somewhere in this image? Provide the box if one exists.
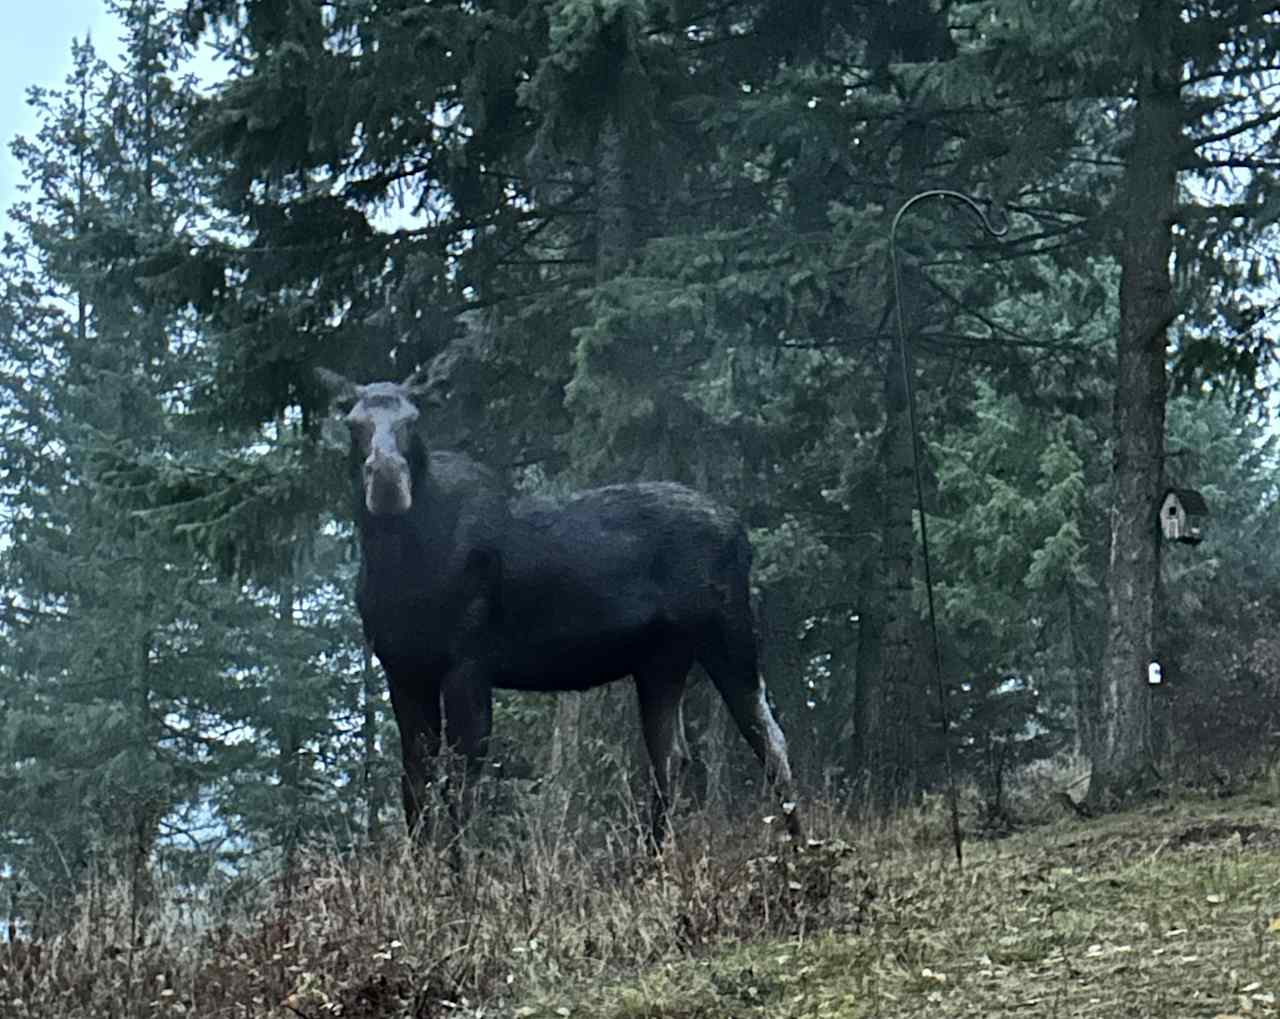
[319,369,802,846]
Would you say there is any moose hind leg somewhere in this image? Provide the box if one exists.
[635,653,692,850]
[699,626,803,839]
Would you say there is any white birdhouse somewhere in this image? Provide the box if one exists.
[1159,488,1208,546]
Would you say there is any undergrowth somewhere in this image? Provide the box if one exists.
[0,790,872,1019]
[4,778,1280,1018]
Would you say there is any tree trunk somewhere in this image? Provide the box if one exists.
[700,695,729,815]
[127,618,157,947]
[1065,589,1092,759]
[863,341,924,808]
[361,641,384,842]
[547,692,582,824]
[277,584,302,892]
[595,114,634,282]
[851,551,879,787]
[1089,0,1180,809]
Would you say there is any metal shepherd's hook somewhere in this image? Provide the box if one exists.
[888,190,1009,869]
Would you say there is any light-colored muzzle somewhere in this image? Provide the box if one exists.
[363,447,413,516]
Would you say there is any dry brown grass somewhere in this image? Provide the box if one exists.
[3,779,1280,1018]
[526,785,1280,1018]
[0,790,867,1018]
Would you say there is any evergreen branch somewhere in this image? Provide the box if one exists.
[1065,155,1126,169]
[153,816,228,853]
[920,237,1090,266]
[1185,157,1280,172]
[157,718,249,747]
[1188,109,1280,154]
[918,225,1086,264]
[494,257,595,268]
[456,276,594,314]
[1174,3,1280,62]
[1173,202,1260,225]
[339,160,434,197]
[0,601,70,628]
[918,275,1092,355]
[778,332,892,351]
[1182,60,1280,89]
[921,329,1095,354]
[484,187,593,268]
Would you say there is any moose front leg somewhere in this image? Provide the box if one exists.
[386,678,442,843]
[440,660,494,835]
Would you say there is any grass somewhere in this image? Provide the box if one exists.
[527,790,1280,1019]
[3,781,1280,1018]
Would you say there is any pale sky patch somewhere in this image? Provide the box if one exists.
[1,2,126,224]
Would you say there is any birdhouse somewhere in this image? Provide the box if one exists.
[1160,488,1208,546]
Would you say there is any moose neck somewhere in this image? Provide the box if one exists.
[356,457,448,585]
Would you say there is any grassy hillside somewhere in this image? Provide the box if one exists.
[3,781,1279,1018]
[527,791,1280,1018]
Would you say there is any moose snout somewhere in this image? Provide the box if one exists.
[363,448,413,516]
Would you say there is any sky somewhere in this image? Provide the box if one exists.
[1,2,127,224]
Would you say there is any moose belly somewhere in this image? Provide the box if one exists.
[492,627,664,693]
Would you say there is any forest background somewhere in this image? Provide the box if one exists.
[3,0,1280,934]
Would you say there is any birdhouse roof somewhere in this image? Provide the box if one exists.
[1164,487,1209,515]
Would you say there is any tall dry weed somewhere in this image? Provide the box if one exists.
[1,786,870,1018]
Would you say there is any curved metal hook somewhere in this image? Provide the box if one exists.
[890,188,1009,243]
[890,190,1008,366]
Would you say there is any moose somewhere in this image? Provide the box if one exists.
[318,368,802,847]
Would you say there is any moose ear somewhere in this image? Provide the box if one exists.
[315,367,359,403]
